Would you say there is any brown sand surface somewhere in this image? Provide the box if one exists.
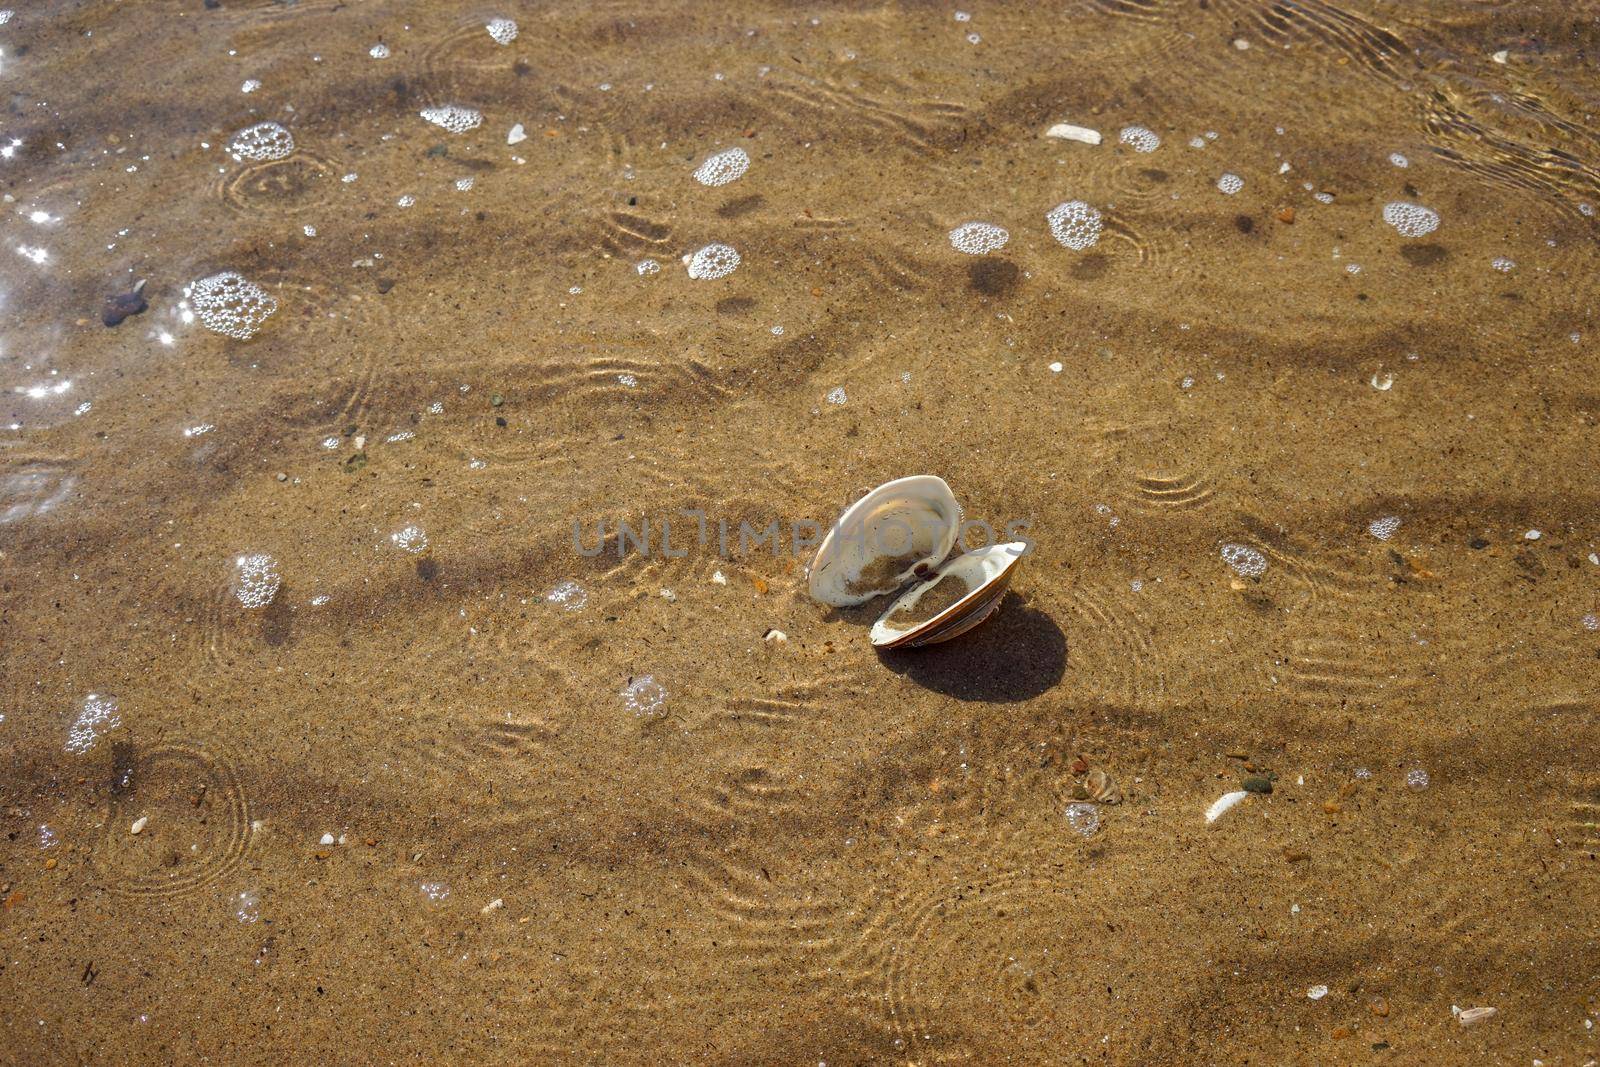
[1,1,1598,1063]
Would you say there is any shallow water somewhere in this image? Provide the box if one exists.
[2,1,1598,1061]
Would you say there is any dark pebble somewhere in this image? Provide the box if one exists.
[102,288,148,328]
[1469,537,1489,550]
[376,278,396,294]
[1242,776,1273,794]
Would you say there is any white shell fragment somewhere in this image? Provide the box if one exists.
[130,816,149,835]
[1205,790,1249,825]
[1044,123,1102,145]
[1458,1006,1497,1027]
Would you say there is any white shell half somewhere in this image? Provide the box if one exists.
[808,476,962,607]
[869,542,1026,648]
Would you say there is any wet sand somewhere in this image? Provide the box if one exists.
[2,1,1598,1062]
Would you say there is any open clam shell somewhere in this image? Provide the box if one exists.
[808,475,963,607]
[869,542,1027,649]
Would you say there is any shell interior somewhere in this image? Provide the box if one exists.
[869,542,1027,648]
[807,475,962,607]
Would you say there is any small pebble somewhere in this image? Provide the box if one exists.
[1308,985,1329,1000]
[481,898,504,915]
[319,832,335,846]
[130,816,148,835]
[763,628,788,643]
[1457,1006,1497,1027]
[1241,776,1273,794]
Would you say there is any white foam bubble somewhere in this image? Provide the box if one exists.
[1382,201,1439,237]
[1220,542,1267,578]
[187,272,278,340]
[635,258,661,276]
[826,386,847,405]
[1119,125,1160,153]
[233,553,282,608]
[948,221,1009,255]
[420,105,483,134]
[486,17,518,45]
[228,121,295,163]
[693,147,750,188]
[369,43,390,59]
[1217,172,1244,195]
[621,675,667,716]
[1491,256,1515,272]
[1046,200,1102,251]
[234,889,262,923]
[687,243,740,280]
[546,580,588,611]
[66,694,121,754]
[1388,152,1409,168]
[390,525,429,554]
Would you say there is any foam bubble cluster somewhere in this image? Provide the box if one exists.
[948,221,1009,255]
[1065,802,1101,837]
[188,272,278,340]
[228,122,295,163]
[233,553,283,608]
[1367,515,1402,541]
[66,694,121,754]
[421,105,483,134]
[1220,542,1267,578]
[486,17,518,44]
[390,524,429,554]
[635,258,661,276]
[687,243,740,280]
[1382,201,1439,237]
[369,43,390,59]
[1491,256,1515,272]
[621,675,667,716]
[1046,200,1102,251]
[1217,172,1244,195]
[1389,152,1409,168]
[1119,125,1160,153]
[546,580,588,611]
[693,147,750,187]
